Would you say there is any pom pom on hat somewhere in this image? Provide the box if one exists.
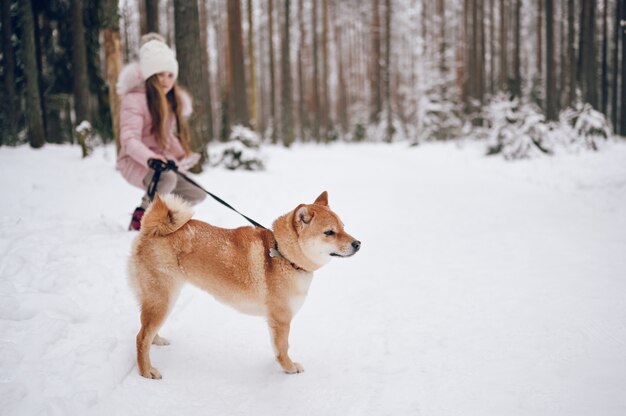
[139,34,179,81]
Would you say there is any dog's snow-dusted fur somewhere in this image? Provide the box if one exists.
[129,191,360,379]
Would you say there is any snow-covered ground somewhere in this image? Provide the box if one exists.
[1,140,626,416]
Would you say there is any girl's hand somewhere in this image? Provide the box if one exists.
[178,153,201,170]
[147,155,167,167]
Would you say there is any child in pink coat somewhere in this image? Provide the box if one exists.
[116,34,205,230]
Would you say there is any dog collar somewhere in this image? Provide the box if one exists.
[269,245,308,272]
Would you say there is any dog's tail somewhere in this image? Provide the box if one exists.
[140,193,194,237]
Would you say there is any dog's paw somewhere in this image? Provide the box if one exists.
[140,367,162,379]
[283,362,305,374]
[152,334,170,346]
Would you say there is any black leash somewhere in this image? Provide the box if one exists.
[147,159,267,230]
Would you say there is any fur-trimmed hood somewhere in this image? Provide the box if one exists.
[116,62,192,118]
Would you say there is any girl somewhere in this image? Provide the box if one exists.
[116,34,205,230]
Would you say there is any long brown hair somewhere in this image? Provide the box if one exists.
[145,75,191,154]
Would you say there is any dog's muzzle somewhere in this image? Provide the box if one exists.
[331,240,361,257]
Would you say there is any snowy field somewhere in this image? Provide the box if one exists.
[1,140,626,416]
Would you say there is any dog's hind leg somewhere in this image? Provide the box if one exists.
[136,292,172,379]
[268,315,304,374]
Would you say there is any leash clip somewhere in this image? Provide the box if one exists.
[149,159,178,172]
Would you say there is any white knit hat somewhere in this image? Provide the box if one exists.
[139,38,179,81]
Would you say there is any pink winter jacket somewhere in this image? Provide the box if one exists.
[116,63,192,189]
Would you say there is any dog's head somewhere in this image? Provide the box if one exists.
[281,191,360,269]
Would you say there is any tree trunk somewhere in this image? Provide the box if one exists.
[297,0,308,140]
[579,0,597,108]
[560,0,567,110]
[321,0,330,141]
[611,0,621,128]
[370,0,382,123]
[538,0,543,78]
[19,0,45,148]
[102,0,123,153]
[546,0,557,120]
[489,0,495,95]
[512,0,521,98]
[247,0,258,129]
[70,0,91,124]
[1,0,17,144]
[145,0,159,34]
[499,0,508,90]
[461,0,469,105]
[174,0,212,166]
[567,0,576,106]
[334,2,348,134]
[227,0,249,126]
[600,0,608,114]
[268,0,277,143]
[618,0,626,136]
[199,0,214,141]
[384,0,393,142]
[280,0,294,146]
[312,0,321,142]
[478,0,485,107]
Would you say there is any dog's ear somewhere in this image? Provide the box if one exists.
[152,193,165,208]
[313,191,329,207]
[293,204,313,231]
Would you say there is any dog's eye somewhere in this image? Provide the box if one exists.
[324,230,335,236]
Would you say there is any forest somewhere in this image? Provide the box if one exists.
[1,0,625,161]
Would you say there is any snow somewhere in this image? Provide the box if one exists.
[2,141,626,416]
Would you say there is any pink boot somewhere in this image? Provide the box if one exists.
[128,207,145,231]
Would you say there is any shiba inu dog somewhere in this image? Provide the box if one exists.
[129,191,360,379]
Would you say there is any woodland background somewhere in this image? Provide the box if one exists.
[1,0,625,163]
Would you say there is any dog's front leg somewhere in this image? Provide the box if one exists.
[268,316,304,374]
